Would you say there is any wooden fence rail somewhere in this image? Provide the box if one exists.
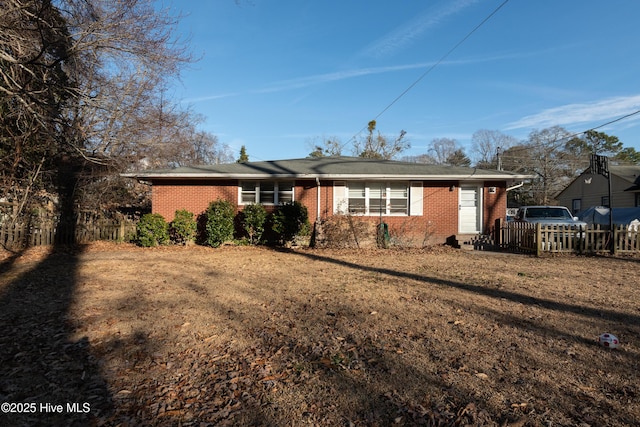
[491,219,640,256]
[0,220,137,249]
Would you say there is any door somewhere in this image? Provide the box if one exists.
[459,186,481,234]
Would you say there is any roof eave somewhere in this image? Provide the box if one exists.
[121,172,535,181]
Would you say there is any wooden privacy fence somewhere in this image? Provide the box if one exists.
[491,219,640,256]
[0,220,137,249]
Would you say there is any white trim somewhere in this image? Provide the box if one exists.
[124,172,533,181]
[344,181,410,216]
[239,180,294,206]
[333,181,347,214]
[458,185,482,234]
[409,181,423,216]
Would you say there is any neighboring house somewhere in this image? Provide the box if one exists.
[124,156,532,244]
[556,165,640,215]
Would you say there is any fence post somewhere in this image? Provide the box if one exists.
[494,218,502,248]
[535,223,542,257]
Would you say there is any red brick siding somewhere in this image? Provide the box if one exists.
[152,179,238,221]
[295,180,319,223]
[482,182,507,231]
[423,181,458,239]
[150,179,507,243]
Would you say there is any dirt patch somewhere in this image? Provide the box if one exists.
[1,242,639,426]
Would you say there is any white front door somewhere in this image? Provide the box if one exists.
[459,186,481,234]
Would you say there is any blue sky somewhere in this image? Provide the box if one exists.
[165,0,640,162]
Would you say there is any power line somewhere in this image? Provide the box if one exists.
[497,108,640,157]
[584,108,640,133]
[342,0,511,151]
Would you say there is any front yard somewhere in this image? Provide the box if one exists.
[0,243,638,426]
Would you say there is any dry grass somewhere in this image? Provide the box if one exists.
[0,242,639,426]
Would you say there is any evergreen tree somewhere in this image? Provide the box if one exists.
[237,145,249,163]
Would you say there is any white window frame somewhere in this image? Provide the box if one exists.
[239,181,294,205]
[345,181,410,216]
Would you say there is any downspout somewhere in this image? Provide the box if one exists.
[315,177,321,220]
[507,181,524,192]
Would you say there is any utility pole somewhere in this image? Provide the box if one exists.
[591,154,613,253]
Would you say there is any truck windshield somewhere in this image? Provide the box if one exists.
[526,208,571,219]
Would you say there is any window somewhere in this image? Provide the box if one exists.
[601,196,610,207]
[635,193,640,207]
[572,199,581,215]
[345,182,409,215]
[240,181,294,205]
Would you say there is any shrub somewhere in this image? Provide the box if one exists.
[271,201,310,245]
[136,213,169,247]
[313,215,374,248]
[170,209,197,245]
[205,199,235,247]
[240,203,267,244]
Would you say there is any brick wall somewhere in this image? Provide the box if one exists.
[483,182,507,232]
[152,179,238,221]
[150,179,508,244]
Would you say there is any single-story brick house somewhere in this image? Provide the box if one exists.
[124,156,531,245]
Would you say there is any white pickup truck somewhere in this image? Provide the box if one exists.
[515,206,587,227]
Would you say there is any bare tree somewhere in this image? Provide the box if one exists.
[500,126,573,205]
[470,129,518,168]
[401,154,437,164]
[428,138,458,164]
[0,0,196,219]
[307,136,343,158]
[352,120,409,160]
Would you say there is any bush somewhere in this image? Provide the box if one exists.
[272,201,310,245]
[205,199,235,247]
[240,203,267,244]
[170,209,197,245]
[136,213,169,247]
[313,214,372,248]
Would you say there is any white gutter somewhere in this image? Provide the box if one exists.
[507,181,524,191]
[122,172,534,181]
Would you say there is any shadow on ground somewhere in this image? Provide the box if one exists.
[0,245,114,426]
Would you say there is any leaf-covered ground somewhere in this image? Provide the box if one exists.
[0,243,638,426]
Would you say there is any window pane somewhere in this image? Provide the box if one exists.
[279,181,293,192]
[277,181,294,204]
[349,199,365,214]
[241,181,256,192]
[389,183,407,214]
[242,193,256,203]
[279,192,293,203]
[241,181,256,204]
[369,198,384,214]
[261,191,275,204]
[348,182,365,198]
[369,185,383,199]
[389,185,407,198]
[390,198,408,214]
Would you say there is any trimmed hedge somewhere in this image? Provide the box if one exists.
[136,213,169,247]
[271,201,310,245]
[170,209,197,245]
[205,199,235,247]
[240,203,267,244]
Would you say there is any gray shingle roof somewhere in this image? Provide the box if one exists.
[123,156,533,181]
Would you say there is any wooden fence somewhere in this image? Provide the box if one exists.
[0,220,137,249]
[490,219,640,256]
